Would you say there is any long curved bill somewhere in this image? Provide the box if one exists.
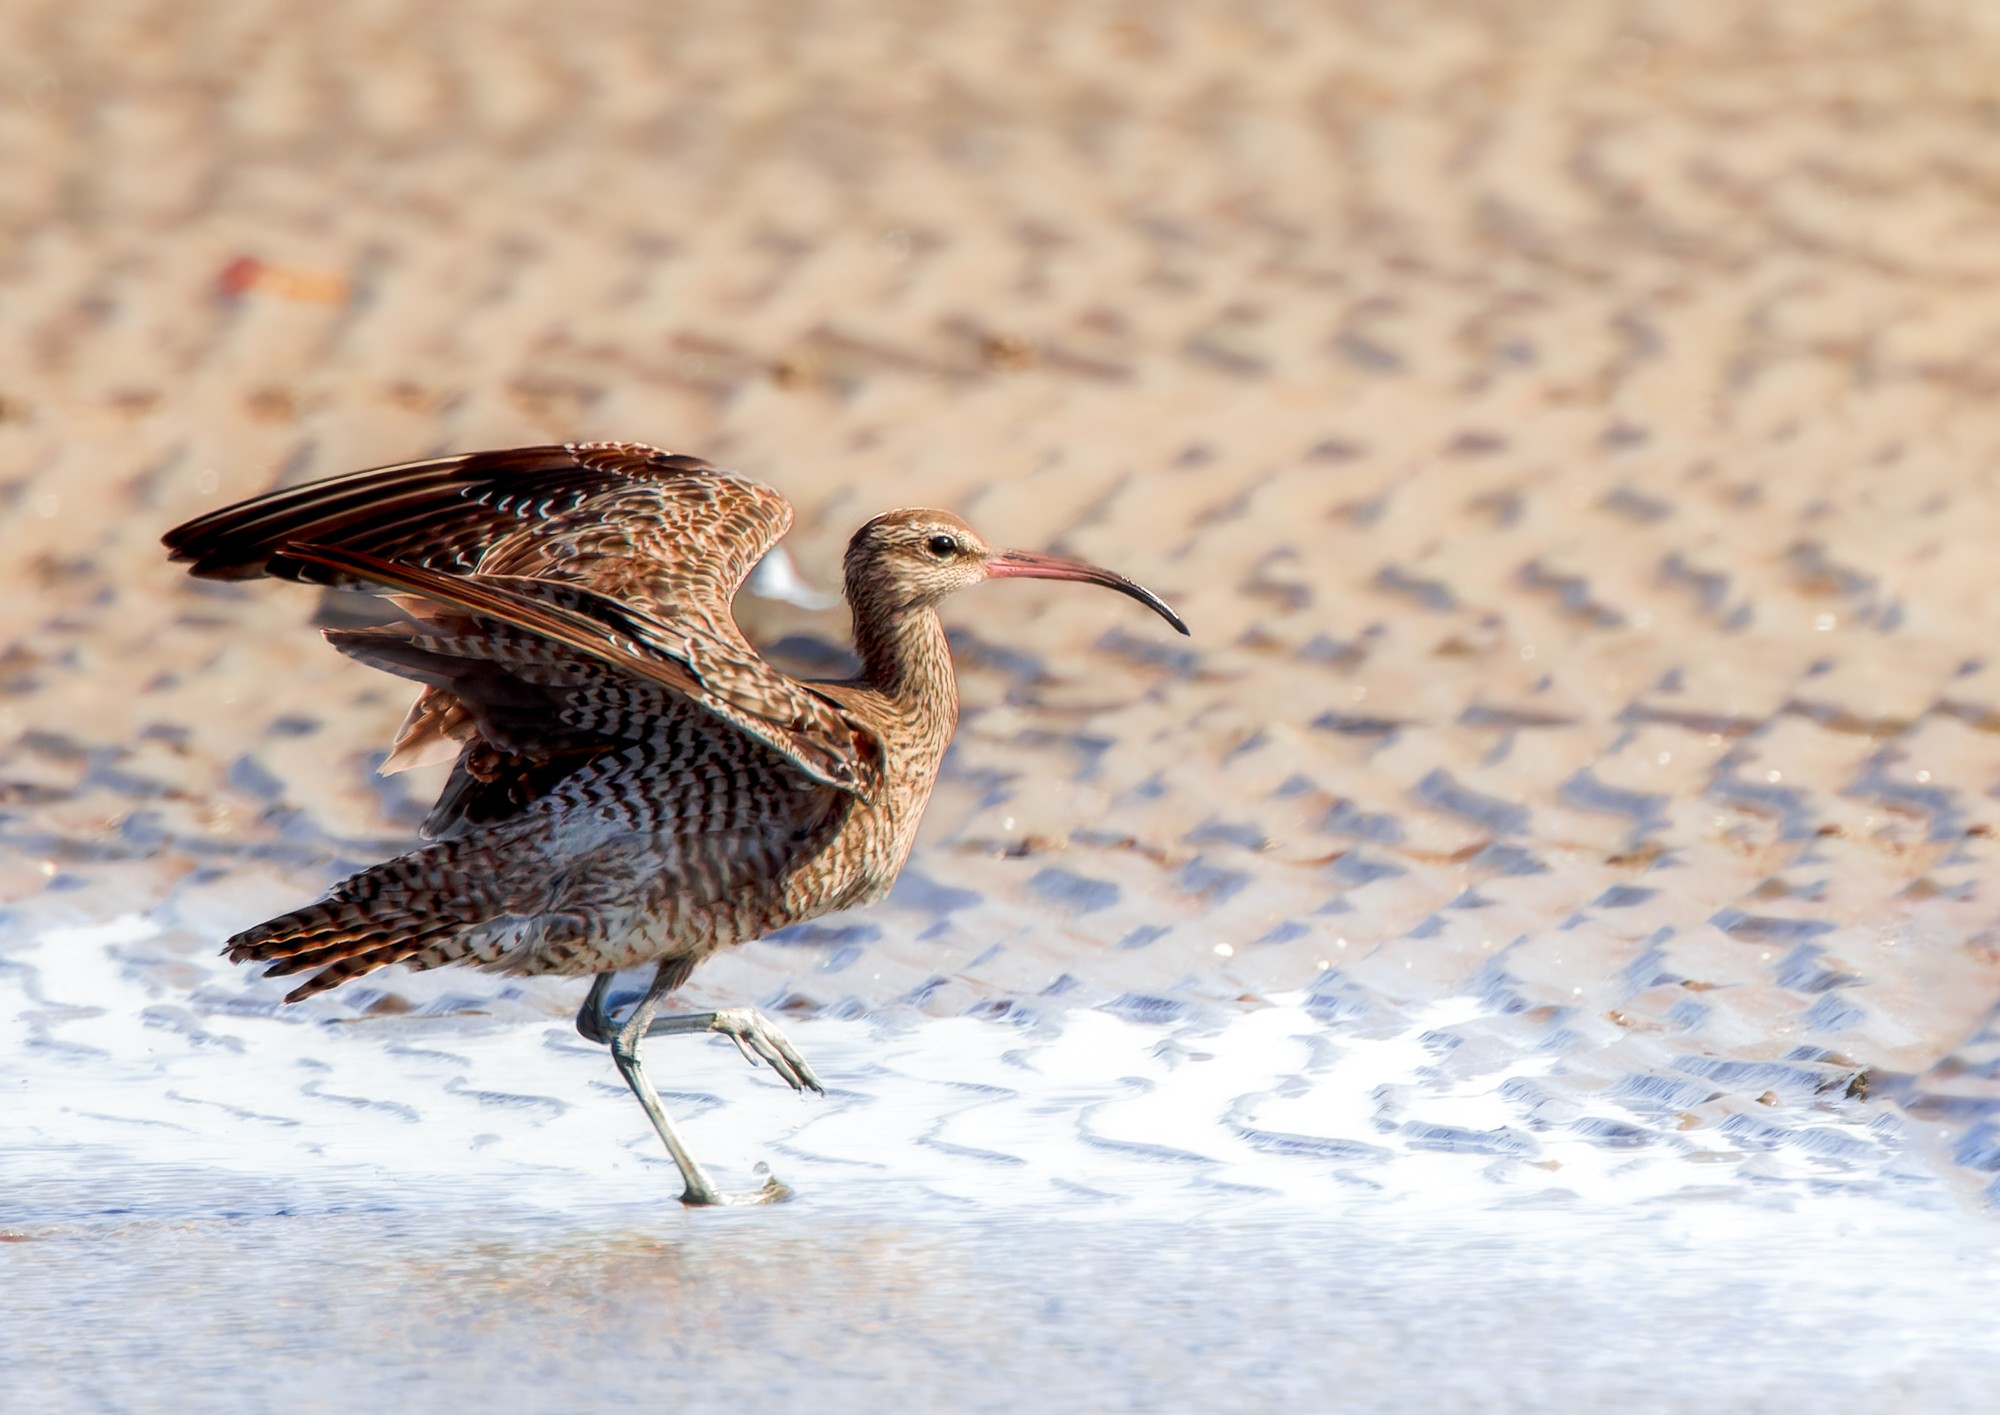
[984,549,1190,636]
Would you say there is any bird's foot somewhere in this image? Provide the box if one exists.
[679,1167,794,1208]
[637,1004,824,1093]
[706,1008,825,1094]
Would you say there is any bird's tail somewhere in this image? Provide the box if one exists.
[226,836,501,1003]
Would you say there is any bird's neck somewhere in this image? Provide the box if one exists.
[852,601,959,725]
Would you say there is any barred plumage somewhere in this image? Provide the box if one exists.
[164,440,1187,1205]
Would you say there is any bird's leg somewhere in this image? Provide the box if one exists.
[644,1008,825,1095]
[575,973,619,1046]
[602,970,727,1207]
[576,967,789,1208]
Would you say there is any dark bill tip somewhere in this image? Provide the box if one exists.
[985,549,1191,636]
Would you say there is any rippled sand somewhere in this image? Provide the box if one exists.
[7,1,2000,1408]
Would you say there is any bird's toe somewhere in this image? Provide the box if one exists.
[710,1007,821,1093]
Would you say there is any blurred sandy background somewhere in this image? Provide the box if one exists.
[8,2,2000,1408]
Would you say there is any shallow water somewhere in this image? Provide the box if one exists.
[10,1203,2000,1414]
[10,0,2000,1408]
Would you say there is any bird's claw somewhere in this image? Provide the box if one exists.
[680,1172,795,1208]
[711,1007,824,1094]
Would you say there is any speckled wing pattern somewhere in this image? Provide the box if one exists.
[163,442,877,805]
[163,442,728,581]
[288,542,872,795]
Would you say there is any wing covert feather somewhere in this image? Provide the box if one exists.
[280,543,874,797]
[162,441,790,603]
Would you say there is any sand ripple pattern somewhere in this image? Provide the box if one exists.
[6,0,2000,1217]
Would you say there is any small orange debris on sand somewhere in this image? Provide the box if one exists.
[216,255,349,305]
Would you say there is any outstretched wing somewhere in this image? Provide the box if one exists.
[164,442,876,805]
[162,441,770,585]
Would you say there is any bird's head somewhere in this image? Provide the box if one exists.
[842,508,1188,635]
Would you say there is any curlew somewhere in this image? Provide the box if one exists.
[162,442,1188,1205]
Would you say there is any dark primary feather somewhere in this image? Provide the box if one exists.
[161,442,725,581]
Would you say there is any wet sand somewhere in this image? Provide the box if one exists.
[11,1201,2000,1414]
[7,0,2000,1407]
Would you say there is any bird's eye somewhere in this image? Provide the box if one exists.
[926,534,959,558]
